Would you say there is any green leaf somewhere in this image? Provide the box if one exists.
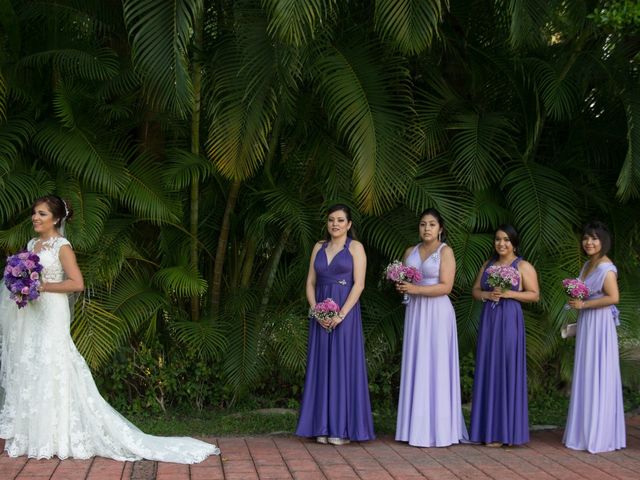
[122,0,199,116]
[374,0,445,55]
[153,265,207,297]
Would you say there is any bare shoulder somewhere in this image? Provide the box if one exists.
[518,259,537,273]
[348,239,366,254]
[440,244,454,257]
[403,245,414,259]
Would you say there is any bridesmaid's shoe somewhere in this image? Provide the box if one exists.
[316,436,328,444]
[485,442,503,448]
[328,437,350,445]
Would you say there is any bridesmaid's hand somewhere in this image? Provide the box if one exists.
[396,281,413,295]
[329,312,345,330]
[487,289,502,302]
[568,298,587,310]
[494,289,513,299]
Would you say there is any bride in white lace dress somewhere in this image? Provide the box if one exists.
[0,196,219,462]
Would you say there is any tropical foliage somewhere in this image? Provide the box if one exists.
[1,0,639,409]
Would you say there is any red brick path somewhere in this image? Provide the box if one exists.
[1,417,639,479]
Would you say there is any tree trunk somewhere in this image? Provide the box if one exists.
[190,14,204,321]
[210,179,241,320]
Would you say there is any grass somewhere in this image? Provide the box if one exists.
[125,392,588,437]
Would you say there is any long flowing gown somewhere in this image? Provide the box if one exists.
[470,257,529,445]
[395,243,468,447]
[295,238,375,441]
[0,237,219,462]
[563,262,625,453]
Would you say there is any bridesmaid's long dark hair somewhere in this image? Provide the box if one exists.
[491,224,521,259]
[323,204,358,242]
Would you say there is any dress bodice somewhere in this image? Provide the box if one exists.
[480,257,522,291]
[27,237,71,283]
[314,238,354,287]
[406,243,446,286]
[580,262,617,300]
[580,261,619,325]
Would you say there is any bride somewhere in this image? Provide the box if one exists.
[0,195,219,462]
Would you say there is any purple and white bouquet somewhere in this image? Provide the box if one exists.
[309,298,340,333]
[485,265,520,308]
[4,251,43,308]
[384,260,423,304]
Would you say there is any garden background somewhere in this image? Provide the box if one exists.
[1,0,639,431]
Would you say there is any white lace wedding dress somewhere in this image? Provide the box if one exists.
[0,237,219,462]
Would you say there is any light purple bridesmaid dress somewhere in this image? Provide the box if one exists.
[563,262,625,453]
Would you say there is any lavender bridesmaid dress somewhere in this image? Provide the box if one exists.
[295,238,375,441]
[563,262,625,453]
[395,243,468,447]
[470,257,529,445]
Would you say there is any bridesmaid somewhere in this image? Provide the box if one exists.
[395,209,468,447]
[295,204,375,445]
[563,221,625,453]
[470,225,539,446]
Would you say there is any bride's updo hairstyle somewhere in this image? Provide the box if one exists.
[31,195,74,228]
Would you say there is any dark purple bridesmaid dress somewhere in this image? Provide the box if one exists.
[295,237,375,441]
[470,257,529,445]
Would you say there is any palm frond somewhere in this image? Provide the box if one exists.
[405,156,474,237]
[0,70,6,123]
[616,85,640,201]
[501,160,578,258]
[163,148,217,190]
[311,40,417,213]
[267,312,308,375]
[59,184,112,249]
[206,37,276,180]
[526,57,580,121]
[173,320,227,360]
[71,296,126,369]
[361,208,418,260]
[262,0,337,46]
[33,122,130,195]
[153,265,207,297]
[415,76,461,159]
[0,218,39,252]
[506,0,550,49]
[0,169,53,225]
[374,0,445,55]
[0,116,36,175]
[18,48,119,81]
[449,112,515,189]
[122,0,199,116]
[79,218,137,286]
[101,268,167,336]
[120,152,182,224]
[449,231,493,288]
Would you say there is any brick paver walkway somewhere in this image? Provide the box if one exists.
[1,417,639,479]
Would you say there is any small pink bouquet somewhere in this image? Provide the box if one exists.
[4,251,43,308]
[562,278,590,301]
[309,298,340,333]
[384,260,422,304]
[561,278,590,336]
[485,265,520,308]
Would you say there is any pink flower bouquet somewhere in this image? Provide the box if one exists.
[560,278,590,338]
[309,298,340,333]
[4,251,43,308]
[384,260,422,304]
[562,278,590,301]
[485,265,520,308]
